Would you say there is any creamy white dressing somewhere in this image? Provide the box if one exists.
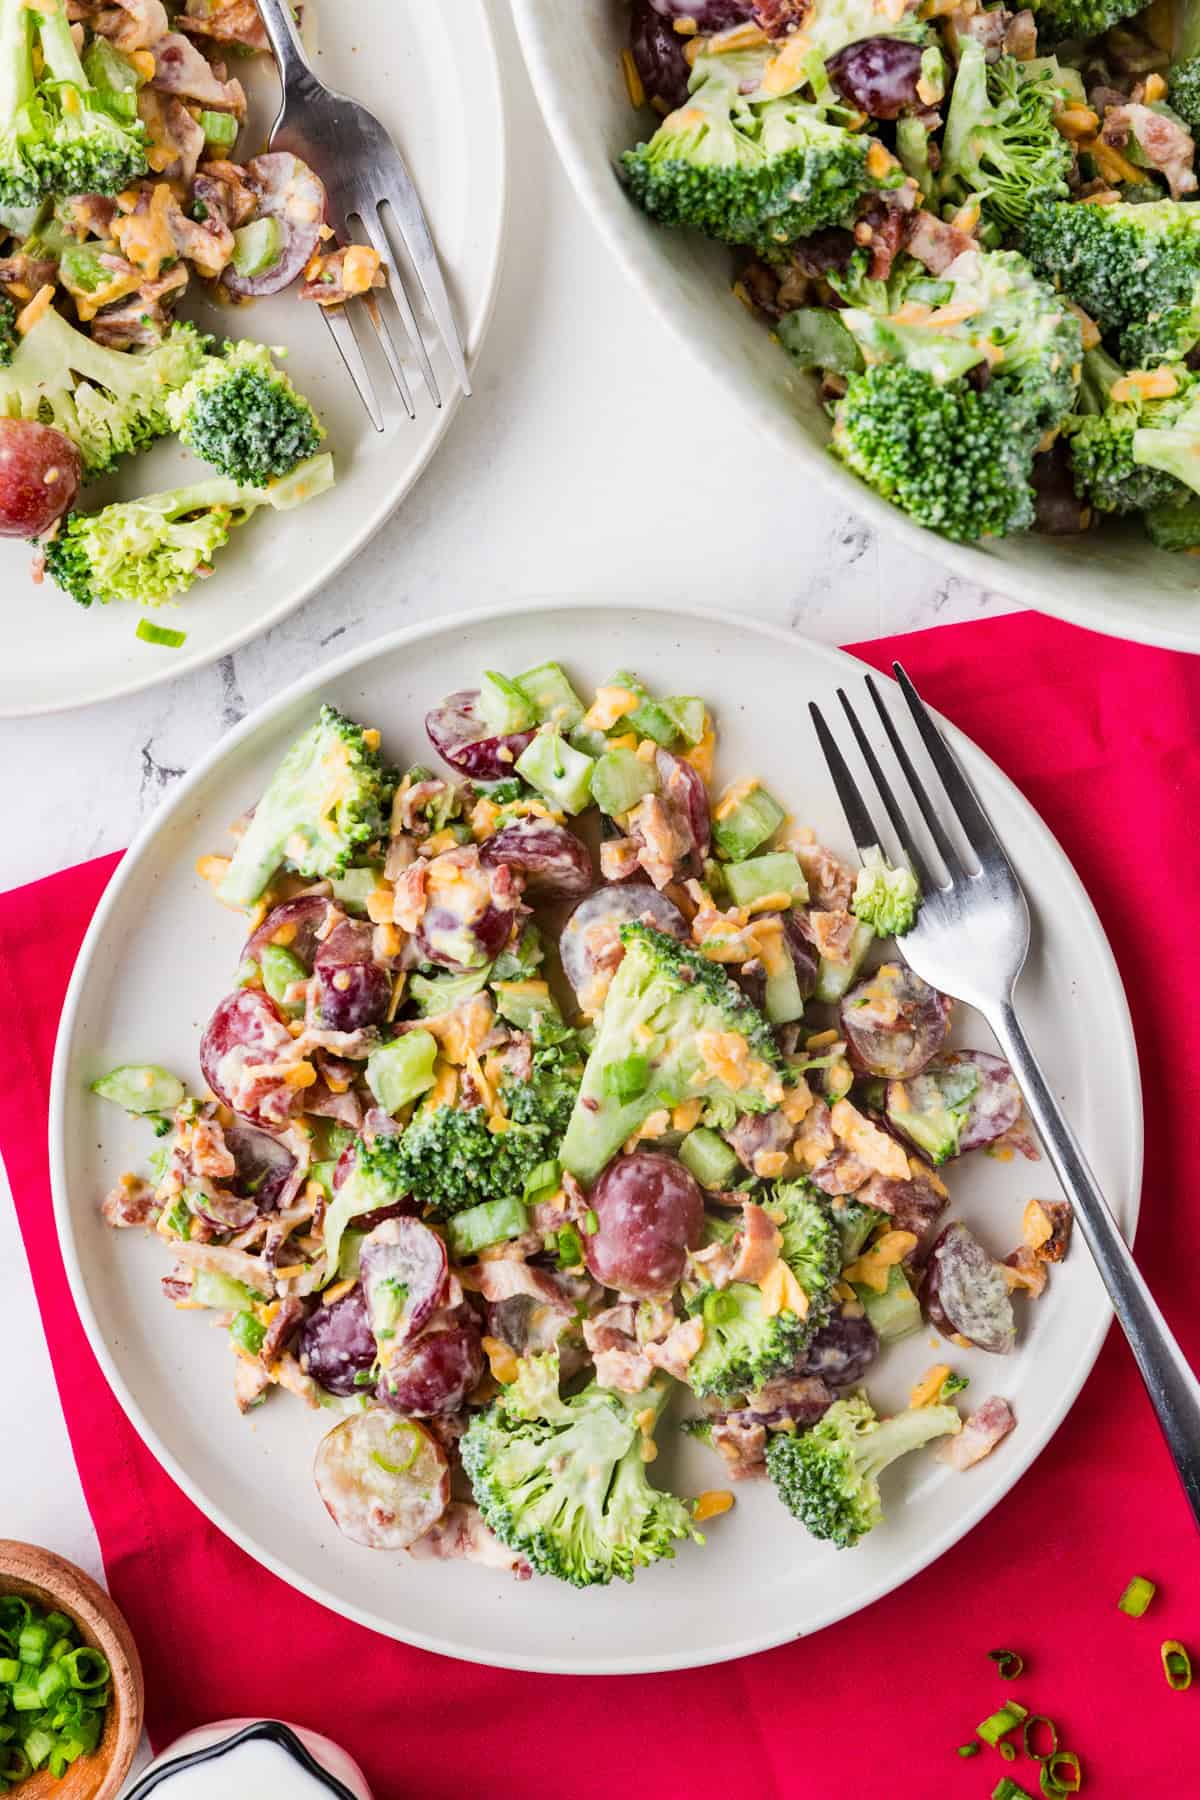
[143,1738,347,1798]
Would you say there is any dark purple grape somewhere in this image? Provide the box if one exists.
[298,1287,377,1395]
[861,1158,948,1244]
[224,1123,297,1210]
[199,989,301,1129]
[414,846,520,971]
[315,917,376,967]
[0,421,81,537]
[792,1313,880,1387]
[425,689,535,781]
[656,748,711,862]
[242,895,330,970]
[585,1152,705,1298]
[359,1218,449,1351]
[480,820,593,898]
[647,0,755,24]
[560,886,686,1012]
[313,960,391,1032]
[947,1051,1023,1153]
[840,964,951,1080]
[223,152,325,298]
[921,1221,1016,1355]
[826,36,924,118]
[630,0,690,109]
[782,912,819,1000]
[192,1189,258,1233]
[378,1319,484,1417]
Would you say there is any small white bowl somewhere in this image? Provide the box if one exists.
[124,1720,372,1800]
[511,0,1200,652]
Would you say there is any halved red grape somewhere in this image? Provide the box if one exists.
[840,963,951,1079]
[630,0,690,108]
[297,1286,376,1396]
[656,749,711,862]
[313,960,391,1033]
[199,988,301,1128]
[223,152,325,298]
[425,690,535,781]
[359,1217,449,1355]
[480,820,593,898]
[314,1412,450,1549]
[414,845,520,970]
[792,1313,880,1387]
[827,36,924,118]
[243,895,331,970]
[921,1221,1016,1354]
[585,1151,705,1298]
[224,1123,298,1210]
[782,912,819,1000]
[0,420,81,537]
[378,1317,484,1417]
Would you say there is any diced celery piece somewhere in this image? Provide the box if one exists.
[83,36,141,92]
[590,746,658,817]
[309,1159,336,1197]
[231,216,283,279]
[191,1268,264,1310]
[198,107,239,148]
[329,864,383,912]
[609,670,678,746]
[569,722,610,759]
[723,851,809,908]
[90,1063,184,1115]
[854,1264,922,1342]
[260,942,308,1014]
[679,1126,740,1190]
[446,1196,530,1259]
[479,671,537,735]
[712,784,785,860]
[513,661,585,730]
[777,307,864,377]
[493,979,560,1029]
[812,920,874,1002]
[764,951,806,1026]
[515,725,594,814]
[229,1310,266,1357]
[660,696,706,745]
[366,1030,438,1113]
[409,966,491,1015]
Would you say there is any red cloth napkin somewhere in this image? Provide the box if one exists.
[2,610,1198,1800]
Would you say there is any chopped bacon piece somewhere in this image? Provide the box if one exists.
[260,1296,306,1363]
[89,263,189,348]
[809,1145,872,1196]
[90,0,169,51]
[301,243,386,306]
[710,1414,768,1480]
[729,1203,783,1284]
[644,1315,705,1380]
[234,1356,271,1412]
[936,1395,1015,1469]
[1102,103,1197,199]
[180,0,270,54]
[905,209,976,274]
[409,1503,532,1578]
[1033,1199,1073,1262]
[101,1174,159,1228]
[151,31,246,115]
[795,841,855,910]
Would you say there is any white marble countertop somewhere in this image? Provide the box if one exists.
[0,5,1014,1780]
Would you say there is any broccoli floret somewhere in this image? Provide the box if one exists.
[766,1391,960,1547]
[832,364,1039,542]
[217,695,390,907]
[43,455,332,610]
[1130,383,1200,501]
[0,306,208,476]
[30,3,147,198]
[938,44,1072,232]
[620,46,891,255]
[558,922,787,1185]
[1023,199,1200,367]
[354,1024,584,1221]
[1028,0,1144,42]
[1168,56,1200,134]
[166,340,325,486]
[1062,348,1195,514]
[460,1352,691,1586]
[1143,497,1200,549]
[851,845,919,937]
[685,1183,840,1399]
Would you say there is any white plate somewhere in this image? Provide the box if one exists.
[511,1,1200,654]
[1,0,506,718]
[50,600,1142,1674]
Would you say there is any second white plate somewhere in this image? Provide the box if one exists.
[50,600,1142,1673]
[1,0,507,717]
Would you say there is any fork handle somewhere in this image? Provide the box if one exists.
[255,0,313,88]
[991,1001,1200,1527]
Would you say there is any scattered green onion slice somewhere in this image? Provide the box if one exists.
[1040,1750,1081,1795]
[989,1648,1025,1680]
[956,1743,980,1758]
[556,1225,584,1270]
[1022,1715,1058,1763]
[992,1780,1035,1800]
[999,1742,1017,1762]
[1162,1640,1192,1691]
[135,618,187,649]
[1117,1576,1155,1617]
[978,1700,1029,1745]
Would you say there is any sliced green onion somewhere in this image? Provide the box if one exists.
[978,1700,1029,1745]
[229,1311,266,1358]
[956,1743,980,1758]
[584,1208,599,1235]
[1040,1750,1081,1795]
[999,1742,1017,1761]
[135,618,187,649]
[992,1780,1035,1800]
[62,1646,109,1692]
[1117,1575,1155,1617]
[603,1053,650,1103]
[988,1648,1024,1680]
[1022,1715,1058,1762]
[702,1289,739,1326]
[556,1225,584,1270]
[1162,1639,1192,1691]
[18,1623,50,1665]
[0,1662,18,1686]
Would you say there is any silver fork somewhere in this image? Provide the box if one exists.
[811,662,1200,1527]
[255,0,472,430]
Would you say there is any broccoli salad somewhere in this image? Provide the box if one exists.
[95,666,1074,1583]
[620,0,1200,549]
[0,1,369,640]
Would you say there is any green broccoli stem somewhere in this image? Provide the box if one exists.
[856,1404,959,1480]
[0,0,32,124]
[36,4,89,89]
[1076,345,1124,414]
[939,35,988,179]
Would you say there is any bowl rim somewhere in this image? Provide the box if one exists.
[47,596,1143,1673]
[509,0,1200,656]
[0,1540,144,1799]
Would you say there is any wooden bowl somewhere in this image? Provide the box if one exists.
[0,1542,143,1800]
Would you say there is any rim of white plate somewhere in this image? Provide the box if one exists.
[510,0,1200,656]
[48,598,1143,1673]
[8,2,508,720]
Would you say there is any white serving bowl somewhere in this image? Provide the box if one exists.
[511,0,1200,653]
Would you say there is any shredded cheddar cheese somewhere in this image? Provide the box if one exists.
[842,1230,918,1293]
[759,1256,809,1318]
[830,1099,910,1180]
[481,1336,519,1384]
[693,1490,734,1522]
[910,1363,951,1408]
